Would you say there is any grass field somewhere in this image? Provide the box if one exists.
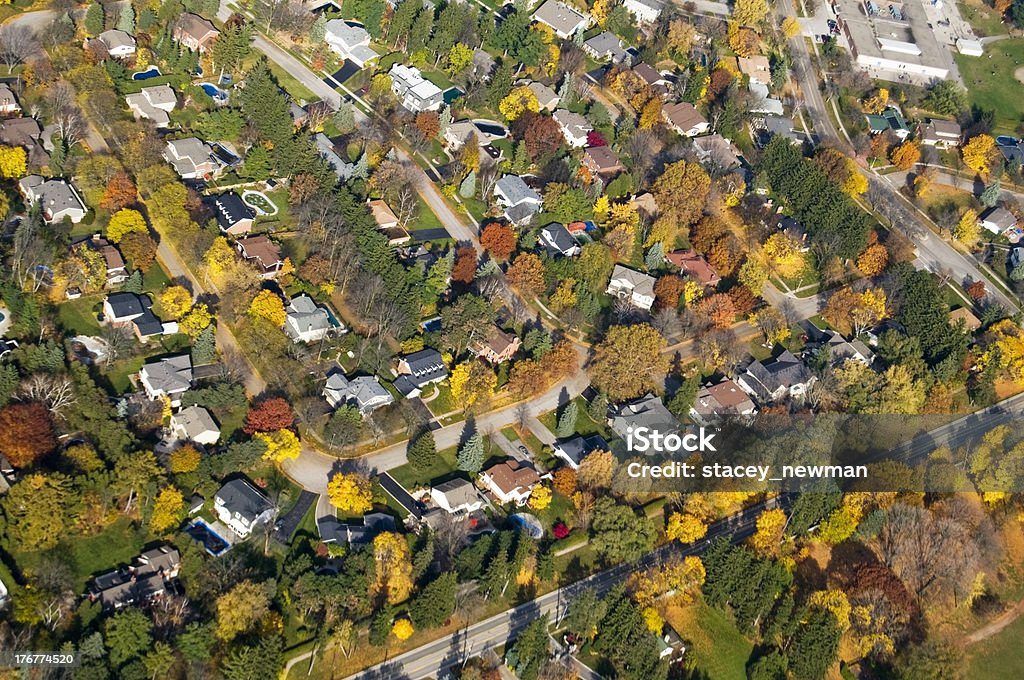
[957,0,1010,37]
[967,613,1024,679]
[539,396,608,439]
[388,444,460,489]
[664,601,753,680]
[955,39,1024,134]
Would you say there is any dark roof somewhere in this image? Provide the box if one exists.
[106,292,146,318]
[556,433,609,466]
[215,479,273,522]
[540,222,578,256]
[212,192,254,230]
[400,348,448,386]
[134,309,163,337]
[743,350,811,399]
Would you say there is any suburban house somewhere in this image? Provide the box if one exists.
[74,234,128,286]
[211,192,255,235]
[494,174,543,225]
[479,460,541,506]
[164,138,221,179]
[315,133,356,180]
[103,292,165,342]
[394,348,448,398]
[444,120,482,150]
[866,108,911,140]
[367,199,411,245]
[583,31,630,63]
[19,175,87,223]
[737,350,815,403]
[532,0,590,38]
[666,250,720,287]
[820,330,874,366]
[0,83,20,114]
[430,478,484,514]
[527,81,560,110]
[139,354,194,406]
[170,405,221,446]
[323,19,377,67]
[609,393,677,440]
[540,222,581,258]
[318,512,396,547]
[88,546,180,611]
[553,109,593,148]
[737,55,771,86]
[950,307,982,332]
[389,64,444,112]
[582,145,625,176]
[0,116,40,150]
[173,12,219,52]
[323,371,394,415]
[553,433,609,469]
[622,0,662,23]
[918,119,961,149]
[748,82,785,115]
[689,379,756,425]
[633,63,670,92]
[96,29,137,57]
[980,206,1017,234]
[125,84,177,128]
[663,102,710,137]
[236,235,284,278]
[470,325,522,364]
[214,478,275,538]
[284,294,342,343]
[692,134,742,171]
[606,264,656,310]
[751,115,802,146]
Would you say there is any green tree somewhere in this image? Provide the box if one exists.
[457,432,485,473]
[565,588,607,642]
[923,81,967,116]
[591,498,656,563]
[410,572,457,628]
[192,324,217,365]
[589,324,669,401]
[84,2,105,36]
[2,473,70,551]
[408,430,437,470]
[117,4,135,33]
[555,401,579,437]
[240,145,273,181]
[594,588,669,680]
[788,609,841,680]
[505,615,550,680]
[104,609,153,667]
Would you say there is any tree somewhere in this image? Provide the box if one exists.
[981,182,1001,209]
[248,290,286,326]
[734,0,769,24]
[169,445,201,473]
[521,113,564,161]
[666,512,708,544]
[552,467,577,496]
[890,141,921,171]
[256,429,301,462]
[506,616,550,680]
[857,243,889,276]
[100,172,137,210]
[923,81,966,116]
[117,4,135,33]
[592,498,657,563]
[578,450,614,490]
[451,246,478,284]
[1,472,69,550]
[392,618,414,640]
[782,15,801,37]
[528,484,552,511]
[0,144,25,181]
[150,487,184,533]
[500,86,540,121]
[962,134,998,178]
[457,432,485,473]
[695,293,738,329]
[408,430,437,470]
[118,232,156,272]
[750,508,787,556]
[954,208,980,244]
[373,531,414,604]
[480,222,516,260]
[788,609,841,680]
[411,572,457,628]
[157,286,192,320]
[106,209,148,244]
[216,581,270,642]
[555,401,578,437]
[590,324,669,400]
[327,472,373,514]
[0,402,54,467]
[652,160,710,226]
[507,252,547,294]
[84,2,104,35]
[244,397,295,435]
[450,361,497,408]
[179,304,213,338]
[104,609,152,667]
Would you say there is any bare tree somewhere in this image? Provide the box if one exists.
[18,373,77,415]
[393,183,419,228]
[0,25,36,71]
[303,100,332,131]
[435,513,470,570]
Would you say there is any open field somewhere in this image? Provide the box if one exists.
[955,39,1024,133]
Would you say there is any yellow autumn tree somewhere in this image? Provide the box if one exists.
[750,508,787,556]
[392,618,414,641]
[256,429,301,462]
[639,98,663,130]
[954,208,980,244]
[179,303,213,338]
[762,232,806,278]
[150,487,185,533]
[549,279,577,311]
[248,290,286,326]
[781,15,801,38]
[169,444,201,473]
[327,472,373,514]
[642,607,664,633]
[593,195,610,223]
[528,484,552,511]
[861,88,889,114]
[734,0,768,26]
[204,236,237,286]
[157,285,193,320]
[0,145,26,178]
[106,208,149,243]
[449,361,496,408]
[979,319,1024,382]
[808,589,852,630]
[373,531,413,604]
[666,512,708,544]
[962,134,997,178]
[592,0,613,26]
[889,140,921,171]
[499,86,540,122]
[856,243,889,276]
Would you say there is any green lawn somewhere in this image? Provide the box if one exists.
[967,613,1024,679]
[957,0,1009,37]
[539,396,608,439]
[408,195,446,233]
[424,383,456,417]
[143,262,172,291]
[665,601,753,680]
[388,444,460,489]
[955,39,1024,133]
[58,296,103,336]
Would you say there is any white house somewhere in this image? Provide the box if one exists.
[662,102,709,138]
[479,460,540,506]
[139,355,193,407]
[284,294,343,343]
[980,207,1017,235]
[389,64,444,113]
[552,109,592,148]
[606,264,656,310]
[622,0,662,23]
[97,29,137,57]
[170,405,220,446]
[737,350,815,403]
[532,0,590,39]
[323,371,394,415]
[125,84,176,128]
[430,478,483,514]
[323,20,377,67]
[539,222,581,257]
[0,83,21,114]
[214,479,275,538]
[18,175,87,224]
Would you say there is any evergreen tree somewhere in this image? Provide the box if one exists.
[240,145,273,181]
[122,270,143,293]
[980,182,1001,208]
[311,15,328,43]
[645,243,664,270]
[351,152,369,180]
[787,609,841,680]
[49,140,66,176]
[407,9,434,55]
[410,572,457,628]
[459,170,476,198]
[138,8,157,31]
[457,432,485,473]
[84,2,105,36]
[408,430,437,470]
[588,393,608,422]
[555,401,578,437]
[512,141,530,173]
[334,101,356,134]
[486,62,514,109]
[438,105,452,137]
[505,616,550,680]
[389,0,421,47]
[192,325,217,365]
[118,4,135,33]
[368,605,395,646]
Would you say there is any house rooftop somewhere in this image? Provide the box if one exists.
[495,174,542,206]
[666,250,720,287]
[583,145,622,172]
[482,460,540,496]
[237,235,283,270]
[215,478,273,523]
[532,0,588,36]
[432,478,480,508]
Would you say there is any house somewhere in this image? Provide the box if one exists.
[97,29,137,57]
[553,109,593,148]
[314,133,356,180]
[689,379,756,425]
[980,207,1017,234]
[866,108,911,140]
[606,264,656,310]
[663,102,710,137]
[540,222,581,257]
[367,199,410,245]
[284,294,343,343]
[0,116,39,148]
[472,49,496,82]
[389,64,444,112]
[323,371,394,414]
[125,84,177,127]
[553,433,609,469]
[323,19,377,67]
[139,354,193,406]
[211,192,255,235]
[394,348,448,398]
[820,330,874,366]
[950,307,982,332]
[236,235,284,278]
[430,478,484,514]
[318,512,395,546]
[666,250,720,287]
[582,145,624,176]
[170,405,220,445]
[214,478,274,538]
[0,83,20,114]
[494,174,543,225]
[479,459,540,505]
[751,115,802,146]
[532,0,590,38]
[630,192,659,219]
[75,235,128,286]
[609,393,676,440]
[737,350,815,403]
[633,63,669,90]
[583,31,629,63]
[622,0,663,23]
[173,13,219,52]
[18,175,87,223]
[444,121,482,150]
[748,82,785,115]
[88,546,180,611]
[163,138,221,179]
[103,292,164,341]
[527,81,560,111]
[737,55,771,86]
[918,119,961,149]
[692,134,742,171]
[470,325,522,364]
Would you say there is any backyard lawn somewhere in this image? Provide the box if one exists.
[664,601,753,680]
[539,396,608,439]
[967,612,1024,679]
[955,39,1024,133]
[389,444,460,489]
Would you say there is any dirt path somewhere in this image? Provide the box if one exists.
[964,598,1024,645]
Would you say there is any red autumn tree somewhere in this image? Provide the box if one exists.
[451,246,478,285]
[243,397,295,435]
[100,171,137,211]
[414,111,440,141]
[0,402,55,468]
[517,112,564,161]
[966,280,986,301]
[654,275,687,310]
[696,293,737,328]
[480,222,516,261]
[727,285,758,316]
[586,131,608,147]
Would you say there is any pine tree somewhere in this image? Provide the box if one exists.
[334,101,356,134]
[311,15,328,43]
[981,182,1001,208]
[118,4,135,33]
[456,432,484,473]
[408,430,437,470]
[555,401,578,437]
[192,325,217,365]
[123,270,143,293]
[351,152,369,179]
[645,243,665,270]
[588,393,608,422]
[512,141,530,173]
[84,3,104,36]
[459,170,476,198]
[48,140,66,177]
[438,105,453,137]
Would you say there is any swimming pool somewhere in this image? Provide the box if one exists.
[199,83,229,104]
[996,135,1019,147]
[187,519,231,556]
[132,66,161,80]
